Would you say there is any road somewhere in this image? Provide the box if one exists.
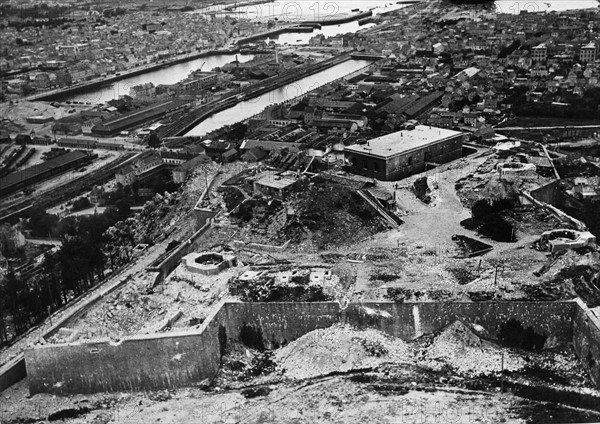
[497,125,600,131]
[25,238,62,247]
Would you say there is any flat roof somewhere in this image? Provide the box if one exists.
[255,171,297,190]
[345,125,463,159]
[1,151,89,191]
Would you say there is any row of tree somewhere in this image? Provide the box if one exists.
[1,170,184,347]
[0,205,132,346]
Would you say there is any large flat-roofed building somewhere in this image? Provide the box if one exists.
[344,125,465,181]
[91,100,184,137]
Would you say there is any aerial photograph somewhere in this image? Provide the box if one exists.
[0,0,599,422]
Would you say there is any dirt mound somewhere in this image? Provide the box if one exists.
[418,320,525,375]
[232,182,388,249]
[527,250,600,307]
[274,324,412,379]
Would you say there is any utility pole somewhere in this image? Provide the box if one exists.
[501,351,505,393]
[494,265,499,286]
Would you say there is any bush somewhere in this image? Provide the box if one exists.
[72,197,91,211]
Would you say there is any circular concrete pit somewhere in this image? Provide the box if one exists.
[183,251,237,275]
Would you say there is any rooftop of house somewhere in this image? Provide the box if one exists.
[345,125,464,159]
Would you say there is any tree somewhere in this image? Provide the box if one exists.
[147,132,161,148]
[115,198,131,218]
[2,271,26,336]
[226,122,248,141]
[0,280,8,344]
[72,196,91,211]
[27,207,59,238]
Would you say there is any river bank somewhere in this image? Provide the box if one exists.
[26,48,254,103]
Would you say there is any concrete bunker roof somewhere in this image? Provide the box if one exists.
[345,125,464,159]
[254,170,298,190]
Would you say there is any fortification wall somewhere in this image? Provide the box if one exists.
[25,325,220,395]
[0,355,26,394]
[24,300,589,395]
[219,301,576,348]
[572,298,600,387]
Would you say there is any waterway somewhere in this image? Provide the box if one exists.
[219,0,408,22]
[184,59,371,136]
[215,0,406,45]
[265,21,377,45]
[494,0,598,13]
[66,0,597,103]
[204,0,598,25]
[68,53,254,104]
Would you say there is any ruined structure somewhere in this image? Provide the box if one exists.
[23,299,600,395]
[183,251,237,275]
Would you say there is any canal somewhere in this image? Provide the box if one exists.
[68,53,255,104]
[67,2,402,104]
[184,58,371,136]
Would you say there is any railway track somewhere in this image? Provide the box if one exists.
[0,153,135,223]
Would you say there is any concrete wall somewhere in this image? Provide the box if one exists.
[218,301,576,348]
[572,299,600,387]
[232,240,291,253]
[217,302,341,348]
[0,355,26,394]
[24,300,590,394]
[530,180,562,205]
[148,220,213,286]
[346,302,575,344]
[25,324,220,395]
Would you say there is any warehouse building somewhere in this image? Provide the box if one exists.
[0,151,95,197]
[344,125,465,181]
[91,100,184,137]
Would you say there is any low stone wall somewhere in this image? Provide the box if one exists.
[24,300,596,395]
[572,298,600,387]
[232,240,291,253]
[147,220,213,286]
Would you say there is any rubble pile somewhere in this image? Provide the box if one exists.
[274,324,412,379]
[48,262,234,343]
[524,250,600,307]
[181,161,222,205]
[104,191,188,263]
[49,277,165,343]
[231,182,388,250]
[228,269,333,302]
[415,320,525,375]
